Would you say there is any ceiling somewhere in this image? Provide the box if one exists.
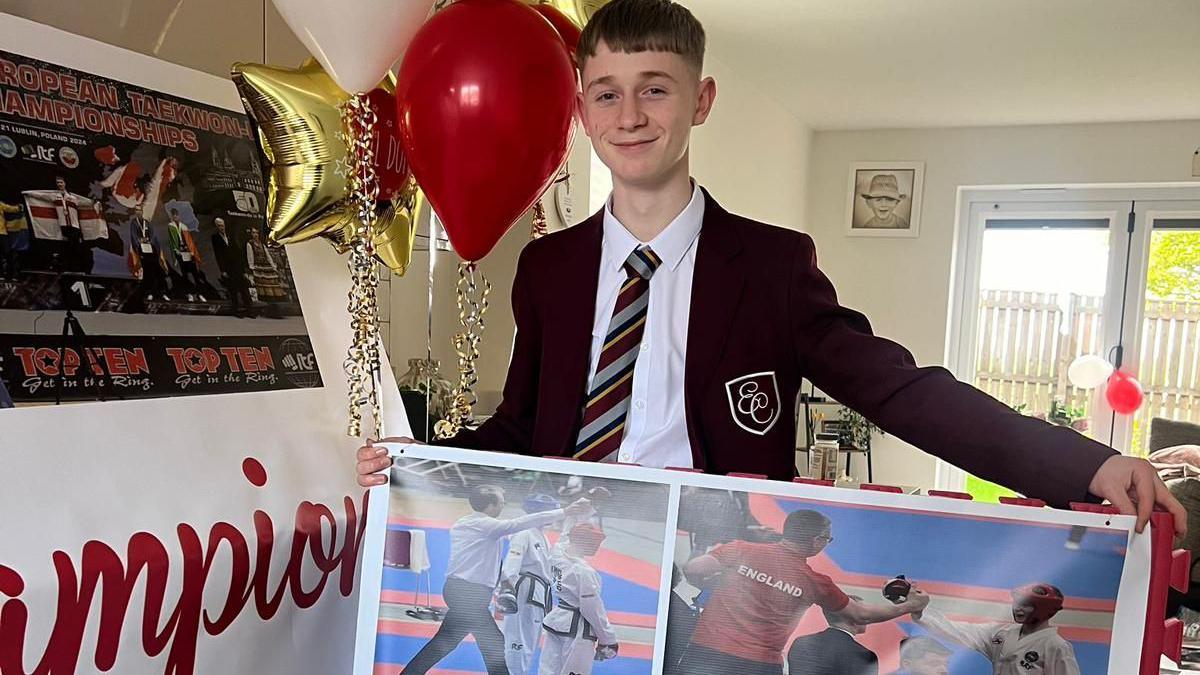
[2,0,1198,131]
[686,0,1200,130]
[0,0,311,79]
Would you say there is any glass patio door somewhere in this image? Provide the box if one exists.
[959,201,1129,498]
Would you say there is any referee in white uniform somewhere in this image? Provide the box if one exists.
[403,486,591,674]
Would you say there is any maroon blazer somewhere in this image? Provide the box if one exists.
[440,188,1116,508]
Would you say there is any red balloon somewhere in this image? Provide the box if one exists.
[366,87,410,202]
[1105,369,1145,415]
[533,4,582,56]
[397,0,576,262]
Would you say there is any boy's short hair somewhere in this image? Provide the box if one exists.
[577,0,706,75]
[782,509,830,544]
[468,485,503,511]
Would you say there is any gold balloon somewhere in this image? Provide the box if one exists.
[528,0,611,27]
[326,177,421,277]
[231,60,402,246]
[231,59,348,244]
[373,205,418,276]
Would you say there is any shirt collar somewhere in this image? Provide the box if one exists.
[601,181,704,273]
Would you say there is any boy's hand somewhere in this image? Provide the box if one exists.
[355,437,423,487]
[1088,455,1187,535]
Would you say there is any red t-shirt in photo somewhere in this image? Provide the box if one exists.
[689,540,850,664]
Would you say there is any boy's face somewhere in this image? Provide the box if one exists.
[796,524,832,557]
[483,488,506,517]
[578,42,715,190]
[867,196,899,219]
[1011,600,1037,624]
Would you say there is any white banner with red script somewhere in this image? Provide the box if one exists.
[1,240,407,675]
[0,14,410,674]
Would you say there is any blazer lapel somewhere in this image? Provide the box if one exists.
[542,210,603,453]
[685,190,745,464]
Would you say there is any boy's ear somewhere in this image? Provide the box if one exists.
[574,91,589,135]
[692,76,717,126]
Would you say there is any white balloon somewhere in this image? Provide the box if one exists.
[274,0,435,93]
[1067,354,1114,389]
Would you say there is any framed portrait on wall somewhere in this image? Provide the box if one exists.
[845,161,925,238]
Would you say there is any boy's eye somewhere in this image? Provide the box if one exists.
[646,87,667,96]
[596,92,617,102]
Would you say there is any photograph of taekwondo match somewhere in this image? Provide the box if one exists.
[664,486,1129,675]
[376,457,671,675]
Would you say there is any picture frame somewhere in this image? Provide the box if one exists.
[845,161,925,238]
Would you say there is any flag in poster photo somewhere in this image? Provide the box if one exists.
[0,39,322,403]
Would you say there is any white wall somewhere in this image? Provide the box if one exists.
[804,119,1200,488]
[692,55,811,230]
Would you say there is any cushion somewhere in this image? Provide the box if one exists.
[1150,418,1200,454]
[1166,478,1200,568]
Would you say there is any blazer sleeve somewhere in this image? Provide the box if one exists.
[433,245,541,453]
[787,233,1116,507]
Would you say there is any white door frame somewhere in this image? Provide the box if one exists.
[938,182,1200,492]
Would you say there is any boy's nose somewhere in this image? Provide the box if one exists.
[618,98,646,128]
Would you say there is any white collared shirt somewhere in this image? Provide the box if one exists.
[586,183,704,469]
[446,509,565,586]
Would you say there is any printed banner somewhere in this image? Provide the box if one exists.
[0,238,409,675]
[0,332,320,401]
[357,445,1156,675]
[0,15,319,401]
[0,16,409,675]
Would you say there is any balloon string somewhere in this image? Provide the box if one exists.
[342,93,384,438]
[435,261,491,439]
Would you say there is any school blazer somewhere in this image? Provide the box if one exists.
[438,188,1116,508]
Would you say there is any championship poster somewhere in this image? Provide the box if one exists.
[357,445,1157,675]
[0,33,320,402]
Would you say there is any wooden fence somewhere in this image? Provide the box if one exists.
[974,290,1200,445]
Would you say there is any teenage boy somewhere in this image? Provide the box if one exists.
[358,0,1184,534]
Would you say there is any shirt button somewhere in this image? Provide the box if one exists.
[619,453,630,462]
[634,400,645,410]
[640,343,649,352]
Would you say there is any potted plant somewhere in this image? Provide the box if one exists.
[1013,399,1089,433]
[838,407,883,451]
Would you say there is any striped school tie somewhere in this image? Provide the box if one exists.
[574,246,662,462]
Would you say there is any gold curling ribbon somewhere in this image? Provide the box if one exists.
[341,93,384,438]
[434,261,492,439]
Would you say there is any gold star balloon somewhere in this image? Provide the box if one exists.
[536,0,610,27]
[327,177,422,277]
[231,59,416,276]
[232,59,348,244]
[371,177,422,277]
